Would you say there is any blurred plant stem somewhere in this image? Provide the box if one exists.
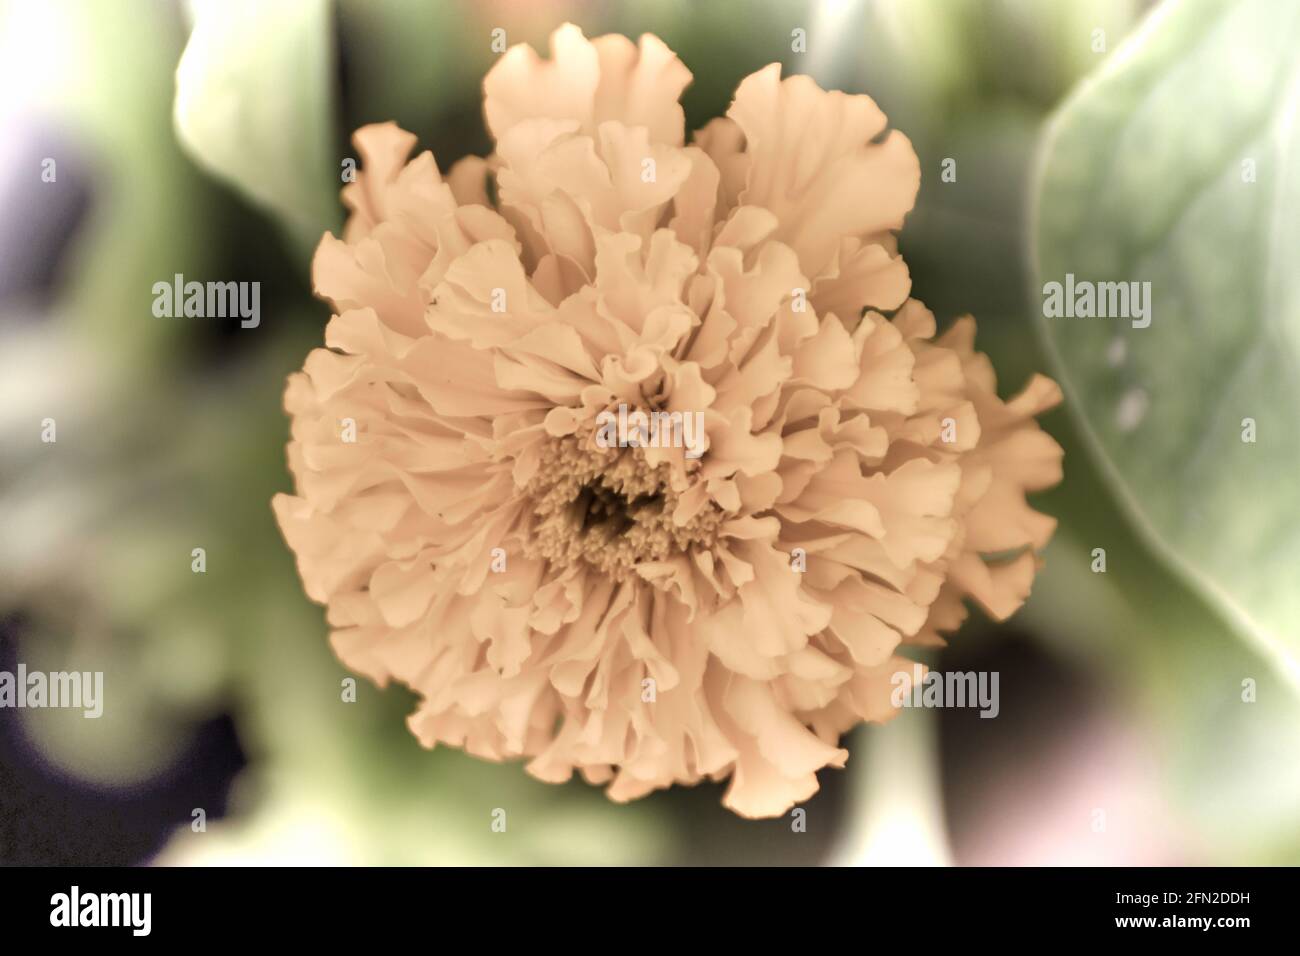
[831,710,951,866]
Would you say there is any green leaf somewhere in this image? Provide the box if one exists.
[174,0,340,256]
[1031,0,1300,688]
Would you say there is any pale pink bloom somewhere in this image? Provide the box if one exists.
[274,24,1063,818]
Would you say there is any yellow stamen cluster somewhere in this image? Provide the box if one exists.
[522,435,723,580]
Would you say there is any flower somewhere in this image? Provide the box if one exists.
[272,23,1064,818]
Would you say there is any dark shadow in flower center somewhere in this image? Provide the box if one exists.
[575,481,666,535]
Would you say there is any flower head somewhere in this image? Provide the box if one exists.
[273,24,1063,817]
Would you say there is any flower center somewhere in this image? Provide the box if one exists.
[522,435,721,580]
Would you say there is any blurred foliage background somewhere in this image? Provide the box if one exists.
[2,0,1297,865]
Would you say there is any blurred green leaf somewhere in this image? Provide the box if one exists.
[860,0,1142,117]
[1032,0,1300,688]
[12,0,221,367]
[175,0,340,257]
